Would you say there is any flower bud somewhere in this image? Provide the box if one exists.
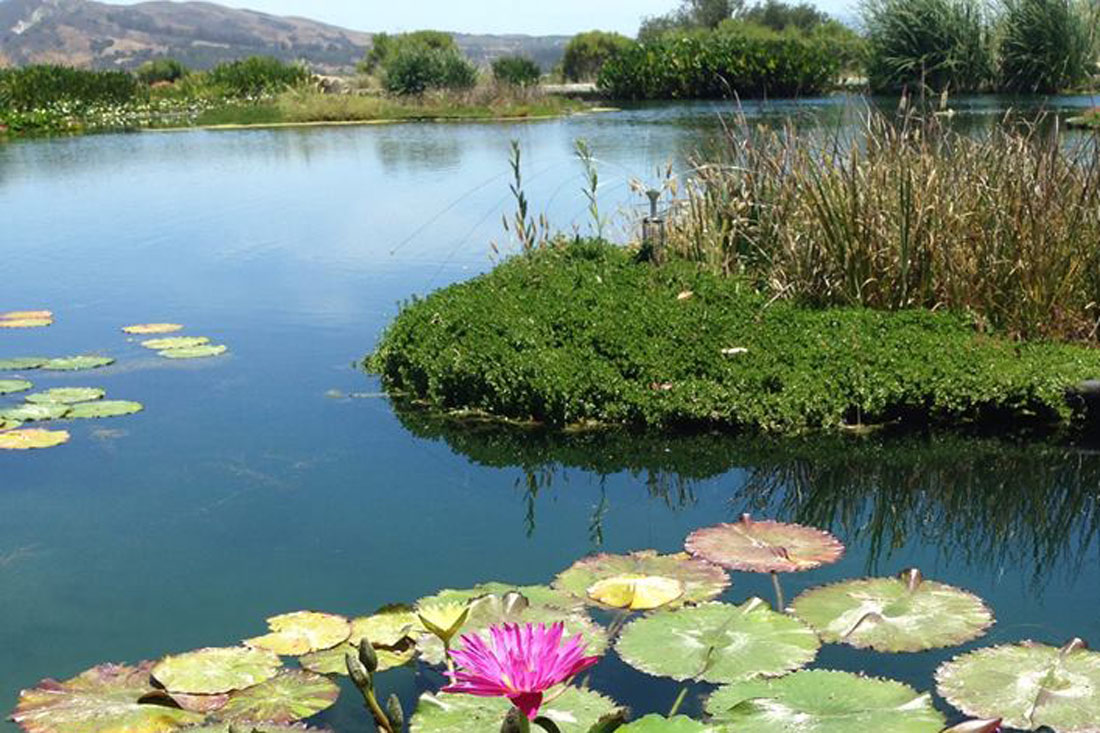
[359,636,379,673]
[386,693,405,731]
[345,650,373,691]
[500,708,527,733]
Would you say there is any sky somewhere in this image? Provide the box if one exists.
[103,0,856,36]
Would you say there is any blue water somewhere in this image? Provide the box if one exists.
[1,96,1099,732]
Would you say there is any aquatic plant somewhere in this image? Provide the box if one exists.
[998,0,1093,93]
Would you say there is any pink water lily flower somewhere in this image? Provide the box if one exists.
[443,622,601,720]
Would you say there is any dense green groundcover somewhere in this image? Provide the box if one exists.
[367,240,1100,433]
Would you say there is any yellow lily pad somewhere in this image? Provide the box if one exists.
[160,345,227,360]
[141,337,210,351]
[0,429,70,450]
[0,319,52,329]
[2,310,53,320]
[152,647,282,695]
[123,323,184,335]
[587,574,685,611]
[245,611,351,656]
[300,641,417,677]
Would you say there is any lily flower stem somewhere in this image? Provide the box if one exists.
[444,640,457,679]
[357,685,394,733]
[771,571,786,612]
[668,686,689,717]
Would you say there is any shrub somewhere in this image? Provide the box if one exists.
[492,56,541,86]
[0,65,143,111]
[861,0,993,93]
[383,47,477,95]
[998,0,1093,93]
[136,58,188,85]
[562,31,633,81]
[361,30,457,74]
[206,56,310,97]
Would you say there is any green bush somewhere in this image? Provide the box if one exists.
[206,56,310,97]
[383,47,478,95]
[0,65,143,111]
[492,56,542,86]
[136,58,188,85]
[998,0,1093,93]
[361,30,457,74]
[367,241,1100,433]
[597,27,841,99]
[562,31,633,81]
[861,0,993,93]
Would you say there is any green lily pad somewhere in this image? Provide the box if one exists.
[417,582,584,612]
[152,647,282,696]
[554,550,729,608]
[179,725,332,733]
[0,428,70,450]
[0,419,22,431]
[685,514,845,574]
[11,661,205,733]
[26,388,106,405]
[0,358,47,371]
[936,639,1100,731]
[123,324,184,335]
[42,357,115,372]
[0,318,52,329]
[790,570,994,653]
[141,337,210,351]
[706,669,946,732]
[417,592,608,666]
[299,639,417,676]
[298,606,421,676]
[616,599,820,684]
[67,401,144,420]
[0,379,33,395]
[618,715,720,732]
[216,671,339,725]
[0,403,71,422]
[159,345,227,360]
[245,611,351,656]
[410,686,622,733]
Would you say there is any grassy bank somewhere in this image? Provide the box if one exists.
[366,241,1100,434]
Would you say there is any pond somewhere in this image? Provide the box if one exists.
[1,94,1099,732]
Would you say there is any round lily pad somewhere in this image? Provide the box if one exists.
[0,358,47,371]
[685,515,845,573]
[141,337,210,351]
[0,429,70,450]
[0,419,22,431]
[619,716,720,732]
[152,647,282,695]
[26,388,106,405]
[0,318,52,329]
[3,310,52,320]
[936,639,1100,731]
[0,404,70,422]
[616,599,820,684]
[706,669,946,732]
[160,345,227,360]
[0,379,33,395]
[245,611,351,656]
[179,725,332,733]
[12,661,205,733]
[418,582,583,611]
[349,605,424,647]
[587,575,685,611]
[42,356,115,372]
[67,401,144,420]
[554,550,729,608]
[791,570,994,653]
[410,686,622,733]
[123,324,184,335]
[299,640,416,676]
[216,671,339,725]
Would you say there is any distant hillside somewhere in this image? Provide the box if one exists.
[0,0,571,73]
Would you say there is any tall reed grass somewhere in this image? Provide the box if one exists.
[664,107,1100,342]
[999,0,1094,93]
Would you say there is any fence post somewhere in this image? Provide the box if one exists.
[642,188,666,264]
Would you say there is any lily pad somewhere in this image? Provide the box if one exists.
[0,404,71,422]
[790,570,994,653]
[141,337,210,351]
[216,671,339,725]
[935,639,1100,731]
[410,686,622,733]
[0,419,22,431]
[42,357,115,372]
[2,310,53,321]
[587,575,685,611]
[26,388,106,405]
[705,669,946,732]
[152,647,282,696]
[67,401,144,420]
[418,582,583,611]
[615,599,820,684]
[299,639,417,676]
[685,515,845,573]
[349,605,424,647]
[0,358,47,371]
[554,551,729,608]
[0,379,33,395]
[179,725,332,733]
[245,611,351,656]
[159,345,227,360]
[123,324,184,335]
[0,318,52,329]
[0,429,70,450]
[417,592,608,666]
[618,715,720,732]
[11,661,205,733]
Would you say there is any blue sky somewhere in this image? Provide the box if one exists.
[103,0,855,35]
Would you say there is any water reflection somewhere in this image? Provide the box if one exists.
[394,405,1100,586]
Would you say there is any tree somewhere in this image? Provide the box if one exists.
[742,0,831,31]
[361,30,458,74]
[639,0,742,40]
[562,31,633,81]
[492,56,542,86]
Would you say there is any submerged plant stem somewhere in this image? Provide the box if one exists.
[772,571,786,612]
[668,686,689,717]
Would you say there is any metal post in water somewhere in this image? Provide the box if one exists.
[642,188,666,264]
